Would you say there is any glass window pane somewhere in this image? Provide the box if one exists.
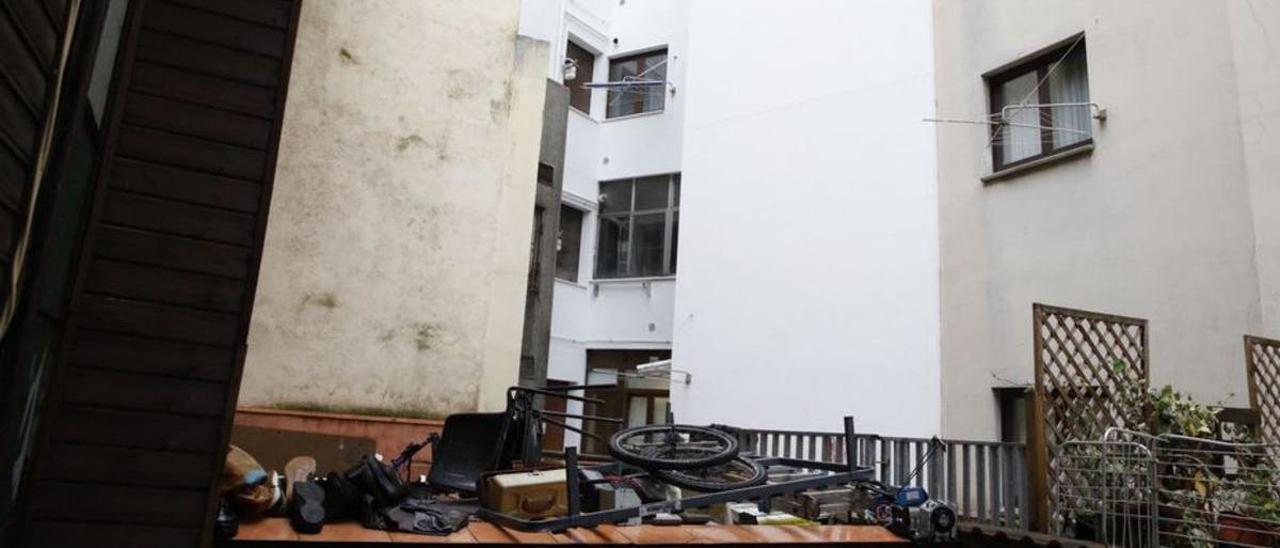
[556,205,583,282]
[1048,49,1090,148]
[631,213,666,277]
[641,52,666,113]
[672,175,680,206]
[599,180,632,214]
[627,396,649,427]
[654,397,670,424]
[596,215,630,278]
[669,211,678,274]
[565,41,596,113]
[634,176,669,210]
[607,50,667,118]
[998,71,1042,165]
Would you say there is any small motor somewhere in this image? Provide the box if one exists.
[902,499,959,544]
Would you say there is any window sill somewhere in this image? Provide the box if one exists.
[592,275,676,285]
[555,278,589,290]
[602,109,664,123]
[981,142,1094,184]
[569,107,596,123]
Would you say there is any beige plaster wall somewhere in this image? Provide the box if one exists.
[934,1,1279,440]
[239,0,548,415]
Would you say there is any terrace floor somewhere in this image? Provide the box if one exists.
[230,518,907,546]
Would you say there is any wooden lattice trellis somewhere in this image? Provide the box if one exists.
[1245,335,1280,446]
[1028,303,1149,532]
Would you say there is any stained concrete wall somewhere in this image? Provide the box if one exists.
[935,1,1280,440]
[239,0,549,415]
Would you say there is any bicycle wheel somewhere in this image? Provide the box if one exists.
[608,424,738,470]
[653,456,767,492]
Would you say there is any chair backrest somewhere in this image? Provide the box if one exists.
[427,411,510,494]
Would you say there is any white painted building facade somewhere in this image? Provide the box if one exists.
[528,0,942,443]
[671,0,941,437]
[520,0,689,449]
[527,0,1279,446]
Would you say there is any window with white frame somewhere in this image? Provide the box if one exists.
[595,174,679,279]
[987,36,1091,171]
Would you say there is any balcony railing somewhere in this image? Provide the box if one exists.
[725,426,1029,528]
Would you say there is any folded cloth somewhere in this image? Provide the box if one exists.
[363,496,478,536]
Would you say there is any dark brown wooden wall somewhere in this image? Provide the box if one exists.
[18,0,301,546]
[0,0,69,299]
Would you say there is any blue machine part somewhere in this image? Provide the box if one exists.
[894,485,928,507]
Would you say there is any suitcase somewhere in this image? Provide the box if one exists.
[479,468,568,520]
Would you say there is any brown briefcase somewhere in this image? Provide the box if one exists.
[479,468,569,520]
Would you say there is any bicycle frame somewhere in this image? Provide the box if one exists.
[478,416,875,532]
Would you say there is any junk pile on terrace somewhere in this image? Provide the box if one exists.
[217,383,960,544]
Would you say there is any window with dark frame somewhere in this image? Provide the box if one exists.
[606,48,667,119]
[987,36,1091,172]
[565,40,596,113]
[556,205,583,282]
[595,174,679,279]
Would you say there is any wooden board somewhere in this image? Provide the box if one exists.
[232,519,908,545]
[229,425,377,474]
[17,1,303,546]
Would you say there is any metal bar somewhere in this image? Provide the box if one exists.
[565,447,580,517]
[976,445,988,523]
[536,383,618,392]
[962,444,972,519]
[511,386,604,404]
[913,441,925,486]
[537,409,622,424]
[537,416,603,441]
[928,442,942,497]
[946,443,957,503]
[895,442,907,485]
[993,445,1003,527]
[482,457,873,532]
[879,438,890,483]
[842,417,857,474]
[1000,446,1013,526]
[1013,446,1028,530]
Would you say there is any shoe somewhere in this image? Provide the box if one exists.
[284,456,317,501]
[214,498,239,540]
[319,471,361,520]
[289,479,327,535]
[265,471,288,516]
[345,454,406,506]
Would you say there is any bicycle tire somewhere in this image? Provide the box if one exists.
[608,424,739,470]
[652,456,767,492]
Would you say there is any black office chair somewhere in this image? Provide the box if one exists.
[426,411,511,494]
[395,384,619,496]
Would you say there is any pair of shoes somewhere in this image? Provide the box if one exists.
[285,456,326,535]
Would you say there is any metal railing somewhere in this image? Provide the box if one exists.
[1056,428,1280,547]
[727,427,1029,528]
